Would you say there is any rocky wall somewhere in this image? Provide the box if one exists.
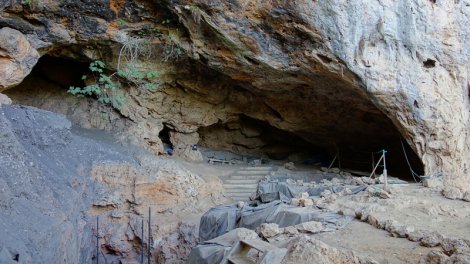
[0,0,468,197]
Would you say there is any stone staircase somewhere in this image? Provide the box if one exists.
[221,166,273,201]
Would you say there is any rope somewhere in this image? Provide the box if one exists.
[400,139,421,183]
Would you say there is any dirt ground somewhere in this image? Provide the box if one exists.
[316,220,433,263]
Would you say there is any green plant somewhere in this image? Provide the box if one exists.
[163,30,183,61]
[22,0,39,8]
[161,19,172,25]
[116,19,127,26]
[68,60,127,109]
[68,59,160,110]
[69,18,189,109]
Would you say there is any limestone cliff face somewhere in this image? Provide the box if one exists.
[0,0,469,197]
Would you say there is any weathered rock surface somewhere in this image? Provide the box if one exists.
[0,93,11,105]
[1,0,468,195]
[258,223,282,238]
[282,235,378,264]
[0,104,130,263]
[0,27,39,90]
[0,104,225,263]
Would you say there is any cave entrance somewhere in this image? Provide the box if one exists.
[197,114,424,182]
[198,115,331,165]
[5,54,425,182]
[4,54,90,108]
[333,140,424,181]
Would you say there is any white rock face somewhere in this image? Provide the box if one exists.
[309,0,470,195]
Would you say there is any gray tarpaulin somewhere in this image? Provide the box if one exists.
[199,200,354,241]
[238,201,352,229]
[187,243,228,264]
[257,181,367,198]
[193,181,367,263]
[199,204,240,242]
[189,228,258,264]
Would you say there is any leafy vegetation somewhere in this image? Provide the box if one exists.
[68,60,159,110]
[68,16,185,110]
[22,0,39,8]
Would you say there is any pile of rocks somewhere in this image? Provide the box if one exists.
[257,221,327,239]
[290,192,314,207]
[289,187,357,207]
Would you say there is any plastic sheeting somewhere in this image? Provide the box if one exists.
[199,200,354,242]
[199,204,240,242]
[193,181,368,263]
[258,181,367,199]
[239,201,352,229]
[198,181,367,241]
[189,228,258,264]
[187,243,228,264]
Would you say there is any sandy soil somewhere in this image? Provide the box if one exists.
[316,220,433,263]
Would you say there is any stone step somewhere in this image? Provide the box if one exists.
[240,166,273,170]
[224,184,258,189]
[224,179,261,184]
[235,171,271,175]
[230,197,250,202]
[228,174,266,179]
[226,190,256,194]
[227,192,254,196]
[226,193,256,197]
[225,191,257,196]
[230,197,251,201]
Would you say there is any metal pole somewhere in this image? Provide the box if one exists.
[148,207,151,264]
[141,219,144,264]
[96,216,99,264]
[327,155,337,170]
[337,150,341,170]
[371,152,375,177]
[382,150,388,191]
[369,154,384,178]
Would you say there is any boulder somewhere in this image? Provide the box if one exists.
[420,232,444,247]
[295,192,309,199]
[0,93,12,105]
[419,250,450,264]
[295,221,324,234]
[0,28,39,91]
[423,178,443,188]
[442,187,464,200]
[282,236,378,264]
[290,198,300,207]
[299,198,314,207]
[463,192,470,202]
[284,162,296,170]
[283,226,299,235]
[258,223,282,238]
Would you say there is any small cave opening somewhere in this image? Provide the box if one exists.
[423,58,436,68]
[158,125,174,155]
[4,54,90,107]
[159,125,172,145]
